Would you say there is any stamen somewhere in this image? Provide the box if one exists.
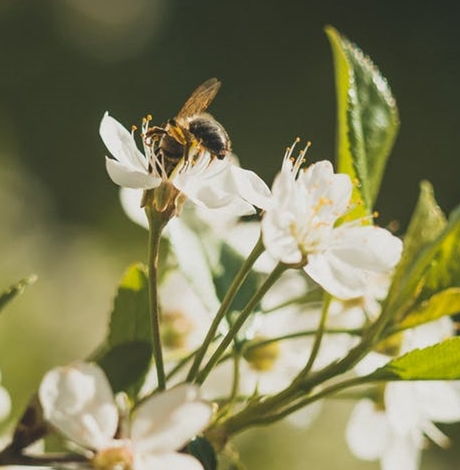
[423,421,450,448]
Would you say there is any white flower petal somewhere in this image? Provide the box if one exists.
[106,157,160,189]
[120,188,149,229]
[100,113,147,172]
[38,362,117,450]
[299,161,352,222]
[305,226,402,299]
[174,158,256,216]
[354,352,390,377]
[381,436,420,470]
[346,399,390,461]
[413,381,460,424]
[135,452,204,470]
[305,251,368,299]
[229,165,271,211]
[329,226,403,273]
[385,383,422,436]
[131,385,212,454]
[0,386,11,422]
[262,209,303,265]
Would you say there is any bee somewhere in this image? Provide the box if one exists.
[145,78,231,175]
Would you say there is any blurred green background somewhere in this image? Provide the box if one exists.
[1,0,460,468]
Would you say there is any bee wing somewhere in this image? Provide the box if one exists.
[176,78,221,119]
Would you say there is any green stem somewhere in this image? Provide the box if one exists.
[195,263,287,385]
[299,294,331,376]
[216,327,362,365]
[219,291,398,436]
[186,237,265,382]
[146,207,168,391]
[0,447,87,467]
[238,376,373,429]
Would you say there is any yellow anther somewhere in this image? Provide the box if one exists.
[244,337,281,372]
[373,211,380,218]
[146,114,153,121]
[131,125,138,132]
[313,197,333,213]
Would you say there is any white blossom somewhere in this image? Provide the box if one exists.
[347,318,460,470]
[39,362,212,470]
[261,143,403,299]
[100,113,270,216]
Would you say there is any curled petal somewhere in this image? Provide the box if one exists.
[38,362,118,450]
[131,385,212,454]
[229,166,271,211]
[100,112,148,172]
[106,158,160,189]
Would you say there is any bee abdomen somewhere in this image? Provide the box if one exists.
[188,117,231,158]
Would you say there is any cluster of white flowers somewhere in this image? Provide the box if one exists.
[38,111,450,470]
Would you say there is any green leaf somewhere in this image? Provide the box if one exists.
[391,181,446,290]
[187,437,217,470]
[326,26,399,212]
[108,263,151,346]
[213,242,262,313]
[93,263,153,398]
[397,288,460,330]
[0,275,37,312]
[97,341,152,394]
[387,200,460,323]
[167,218,220,312]
[419,206,460,300]
[370,337,460,381]
[385,182,446,318]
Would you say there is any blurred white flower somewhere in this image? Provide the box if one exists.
[204,292,331,429]
[39,362,212,470]
[261,143,403,299]
[139,270,214,396]
[347,318,460,470]
[329,272,392,329]
[159,271,213,353]
[100,113,270,216]
[0,372,11,423]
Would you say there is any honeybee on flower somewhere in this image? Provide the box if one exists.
[100,79,270,217]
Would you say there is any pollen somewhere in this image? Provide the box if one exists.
[244,337,281,372]
[313,197,333,213]
[146,114,153,121]
[373,211,380,218]
[131,125,138,132]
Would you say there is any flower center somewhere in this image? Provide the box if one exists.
[93,445,133,470]
[161,310,194,349]
[244,337,281,372]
